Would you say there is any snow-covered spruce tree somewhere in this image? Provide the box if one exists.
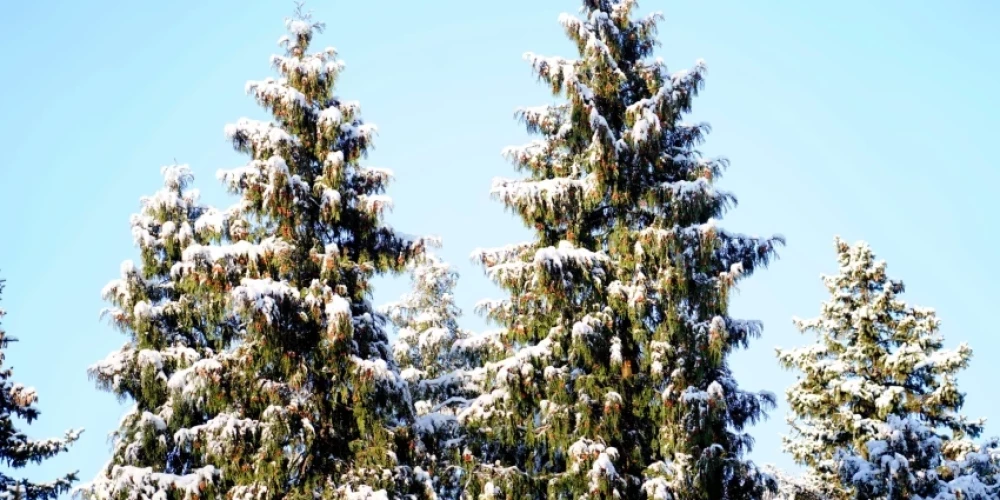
[82,6,435,499]
[460,1,783,498]
[777,237,999,500]
[837,415,1000,499]
[80,164,238,499]
[0,279,81,500]
[381,252,504,499]
[760,466,824,500]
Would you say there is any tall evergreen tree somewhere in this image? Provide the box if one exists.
[778,237,999,499]
[0,278,82,500]
[381,252,504,499]
[460,1,782,498]
[82,4,434,498]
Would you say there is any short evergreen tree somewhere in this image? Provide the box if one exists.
[460,1,783,498]
[82,4,434,498]
[836,414,999,499]
[81,164,239,499]
[778,237,999,499]
[0,278,82,500]
[381,252,504,499]
[761,466,823,500]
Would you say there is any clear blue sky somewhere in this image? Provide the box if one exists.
[1,0,998,493]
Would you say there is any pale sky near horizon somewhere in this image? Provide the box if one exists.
[1,0,998,494]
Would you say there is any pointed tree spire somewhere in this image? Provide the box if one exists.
[82,4,433,498]
[461,1,782,498]
[761,466,823,500]
[80,164,239,498]
[778,237,999,499]
[0,278,82,500]
[382,251,504,500]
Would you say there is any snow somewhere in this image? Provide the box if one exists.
[458,388,509,423]
[231,278,301,324]
[326,295,351,319]
[81,13,456,498]
[490,174,597,218]
[514,104,569,134]
[8,383,37,407]
[91,345,203,392]
[571,318,596,338]
[167,358,224,394]
[271,52,344,84]
[641,476,673,500]
[413,413,458,435]
[417,327,451,350]
[138,411,167,431]
[533,241,609,271]
[339,485,389,500]
[131,301,154,319]
[359,166,395,184]
[161,164,193,190]
[339,121,378,144]
[660,178,715,200]
[285,19,313,36]
[762,466,824,500]
[502,139,567,169]
[193,208,227,235]
[566,438,620,492]
[629,106,661,144]
[87,6,981,499]
[224,118,296,151]
[318,105,344,128]
[590,448,618,490]
[649,341,671,377]
[604,392,623,406]
[174,413,261,457]
[471,242,534,268]
[681,387,709,403]
[610,336,622,365]
[217,155,310,208]
[79,465,218,500]
[454,330,504,353]
[245,77,307,109]
[779,237,998,499]
[480,482,501,500]
[351,356,403,387]
[357,194,394,216]
[179,237,292,269]
[707,380,725,400]
[176,221,194,244]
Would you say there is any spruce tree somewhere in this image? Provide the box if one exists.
[460,1,782,498]
[83,5,434,498]
[836,415,999,499]
[760,466,823,500]
[381,252,504,499]
[0,279,81,500]
[81,164,239,498]
[778,237,999,499]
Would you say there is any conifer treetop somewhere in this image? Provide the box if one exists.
[382,251,504,500]
[760,466,824,500]
[780,237,980,450]
[778,237,994,499]
[80,3,434,497]
[79,165,236,499]
[462,1,782,498]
